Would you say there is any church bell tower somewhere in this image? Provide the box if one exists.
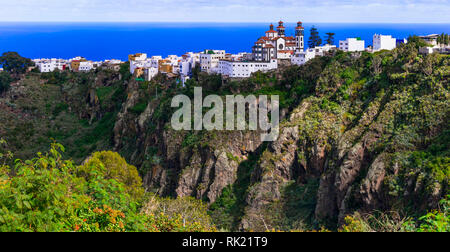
[295,21,304,51]
[277,21,285,37]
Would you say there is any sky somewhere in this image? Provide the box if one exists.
[0,0,449,23]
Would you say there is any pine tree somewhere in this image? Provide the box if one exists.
[308,26,322,48]
[325,32,335,45]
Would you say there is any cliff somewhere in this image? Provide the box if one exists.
[1,41,448,231]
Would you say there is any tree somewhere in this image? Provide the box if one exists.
[0,142,216,232]
[441,33,449,46]
[308,26,322,48]
[0,52,34,76]
[407,35,429,48]
[439,34,443,45]
[325,32,336,45]
[78,151,145,200]
[0,71,12,94]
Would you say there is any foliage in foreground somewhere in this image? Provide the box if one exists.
[0,140,215,232]
[340,196,450,232]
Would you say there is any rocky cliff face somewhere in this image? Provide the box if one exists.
[5,42,445,232]
[112,77,266,202]
[110,45,448,231]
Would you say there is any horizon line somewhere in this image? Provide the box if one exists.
[0,21,449,24]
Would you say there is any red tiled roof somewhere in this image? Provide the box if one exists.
[278,50,294,54]
[266,30,278,33]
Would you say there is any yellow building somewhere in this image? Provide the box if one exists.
[128,53,147,62]
[70,58,87,72]
[158,59,173,73]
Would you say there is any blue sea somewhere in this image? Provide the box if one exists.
[0,22,449,61]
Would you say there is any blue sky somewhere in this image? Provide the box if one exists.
[0,0,449,23]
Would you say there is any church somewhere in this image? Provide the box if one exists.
[252,21,305,62]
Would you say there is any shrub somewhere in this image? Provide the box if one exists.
[78,151,145,200]
[129,102,148,114]
[0,142,215,232]
[141,195,216,232]
[0,72,12,93]
[415,196,450,232]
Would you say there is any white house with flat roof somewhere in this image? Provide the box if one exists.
[218,59,277,78]
[339,38,365,52]
[78,61,94,72]
[33,58,69,72]
[291,44,336,66]
[200,50,227,74]
[144,67,159,81]
[373,34,397,51]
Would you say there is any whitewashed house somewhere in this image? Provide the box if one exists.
[144,67,159,81]
[291,44,336,66]
[339,38,365,52]
[33,58,69,72]
[218,59,277,78]
[200,50,227,74]
[78,61,94,72]
[179,52,201,85]
[373,34,397,51]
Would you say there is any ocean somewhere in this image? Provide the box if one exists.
[0,22,449,61]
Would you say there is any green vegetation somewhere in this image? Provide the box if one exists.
[0,39,448,232]
[0,52,34,75]
[340,195,449,232]
[437,33,449,45]
[325,32,335,45]
[0,71,12,94]
[209,145,266,231]
[308,26,322,48]
[129,101,148,114]
[0,140,215,232]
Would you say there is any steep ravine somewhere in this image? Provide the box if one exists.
[2,43,447,231]
[111,46,448,231]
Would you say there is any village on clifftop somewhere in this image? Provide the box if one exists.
[29,21,450,86]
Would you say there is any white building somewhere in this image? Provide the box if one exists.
[291,44,336,66]
[179,52,201,85]
[166,55,182,74]
[33,58,69,72]
[104,59,123,65]
[419,34,439,46]
[200,50,226,74]
[419,45,450,55]
[129,53,149,74]
[78,61,94,72]
[144,67,159,81]
[373,34,397,51]
[218,59,278,78]
[339,38,365,52]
